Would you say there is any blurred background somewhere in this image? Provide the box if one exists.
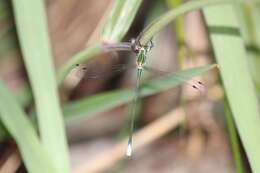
[0,0,257,173]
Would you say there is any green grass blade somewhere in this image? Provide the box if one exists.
[103,0,143,42]
[139,0,232,45]
[64,64,216,123]
[203,4,260,172]
[64,90,132,123]
[0,81,57,173]
[11,0,70,172]
[102,0,125,40]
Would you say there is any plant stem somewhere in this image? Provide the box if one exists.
[139,0,233,45]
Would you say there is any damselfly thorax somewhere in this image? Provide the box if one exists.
[136,48,147,70]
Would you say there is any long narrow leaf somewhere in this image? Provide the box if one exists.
[11,0,70,172]
[0,81,56,173]
[102,0,125,40]
[203,4,260,172]
[103,0,143,42]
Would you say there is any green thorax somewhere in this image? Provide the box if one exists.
[136,48,147,69]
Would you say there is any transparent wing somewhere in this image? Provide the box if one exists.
[144,65,204,93]
[77,63,134,80]
[72,54,136,81]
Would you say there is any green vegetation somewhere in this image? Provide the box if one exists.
[0,0,259,172]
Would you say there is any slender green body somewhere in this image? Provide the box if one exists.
[127,46,148,156]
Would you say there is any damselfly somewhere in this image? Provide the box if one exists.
[72,38,204,157]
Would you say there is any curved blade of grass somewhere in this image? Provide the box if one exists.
[11,0,70,172]
[0,81,57,173]
[139,0,233,45]
[102,0,125,40]
[64,64,216,123]
[103,0,143,42]
[203,4,260,172]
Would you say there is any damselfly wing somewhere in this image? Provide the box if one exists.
[71,39,204,156]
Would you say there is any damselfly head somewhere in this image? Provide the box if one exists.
[130,38,136,45]
[130,38,154,54]
[130,38,140,54]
